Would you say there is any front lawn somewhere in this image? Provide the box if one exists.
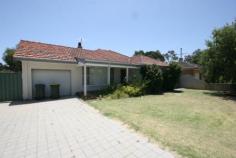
[87,89,236,158]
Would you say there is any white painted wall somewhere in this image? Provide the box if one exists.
[32,69,71,97]
[179,74,206,89]
[194,72,200,79]
[21,60,140,99]
[22,61,83,99]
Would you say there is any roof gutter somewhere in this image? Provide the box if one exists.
[76,58,141,67]
[14,57,77,64]
[13,56,167,67]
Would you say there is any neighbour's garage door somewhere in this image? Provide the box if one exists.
[32,69,71,98]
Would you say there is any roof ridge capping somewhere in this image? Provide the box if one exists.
[95,48,130,58]
[15,40,168,66]
[19,40,76,49]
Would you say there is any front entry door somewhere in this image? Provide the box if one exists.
[120,69,126,84]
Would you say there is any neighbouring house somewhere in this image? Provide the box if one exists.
[180,62,200,79]
[14,40,168,99]
[179,62,206,89]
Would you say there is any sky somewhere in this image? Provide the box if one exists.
[0,0,236,63]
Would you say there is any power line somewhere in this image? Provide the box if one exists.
[176,53,191,55]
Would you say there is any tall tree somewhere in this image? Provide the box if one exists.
[145,50,165,61]
[184,49,203,64]
[201,20,236,83]
[134,50,165,61]
[183,54,192,63]
[2,48,21,72]
[134,50,145,55]
[163,50,178,63]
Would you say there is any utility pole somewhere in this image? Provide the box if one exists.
[180,48,183,62]
[180,48,183,59]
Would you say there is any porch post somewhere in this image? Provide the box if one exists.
[107,66,110,85]
[126,67,129,83]
[84,65,87,96]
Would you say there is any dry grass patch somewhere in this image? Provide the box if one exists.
[88,89,236,158]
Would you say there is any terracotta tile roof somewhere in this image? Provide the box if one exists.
[69,48,130,64]
[14,40,168,66]
[130,55,168,66]
[179,62,199,69]
[14,40,75,62]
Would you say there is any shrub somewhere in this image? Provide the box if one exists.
[110,90,129,99]
[75,84,117,100]
[107,84,143,99]
[162,62,182,91]
[140,64,163,94]
[121,85,143,97]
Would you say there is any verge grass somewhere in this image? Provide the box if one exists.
[88,89,236,158]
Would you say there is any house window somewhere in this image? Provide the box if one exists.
[87,67,107,85]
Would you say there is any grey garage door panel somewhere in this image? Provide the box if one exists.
[32,69,71,97]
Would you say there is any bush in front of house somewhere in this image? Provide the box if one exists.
[121,85,143,97]
[140,63,181,93]
[77,84,143,100]
[107,84,143,99]
[162,62,182,91]
[109,89,129,99]
[140,64,163,94]
[76,84,117,99]
[79,63,181,100]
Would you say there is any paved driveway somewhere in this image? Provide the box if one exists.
[0,98,174,158]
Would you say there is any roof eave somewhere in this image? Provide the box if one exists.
[77,58,141,67]
[14,56,76,64]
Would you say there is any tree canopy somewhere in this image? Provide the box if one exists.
[185,20,236,83]
[201,21,236,83]
[134,50,165,61]
[2,48,21,72]
[163,50,178,63]
[0,63,3,71]
[163,62,182,91]
[184,49,203,64]
[140,64,163,93]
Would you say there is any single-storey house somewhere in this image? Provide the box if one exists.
[179,62,206,89]
[14,40,168,99]
[179,62,201,79]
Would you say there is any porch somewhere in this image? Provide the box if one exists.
[81,64,141,96]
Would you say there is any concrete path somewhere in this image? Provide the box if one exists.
[0,98,175,158]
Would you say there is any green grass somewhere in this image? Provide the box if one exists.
[87,89,236,158]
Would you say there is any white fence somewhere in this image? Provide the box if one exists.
[179,75,206,89]
[179,75,236,94]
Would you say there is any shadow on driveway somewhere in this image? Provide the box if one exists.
[9,96,79,106]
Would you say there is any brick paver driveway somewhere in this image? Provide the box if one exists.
[0,98,175,158]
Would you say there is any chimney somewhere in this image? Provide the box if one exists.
[77,42,82,48]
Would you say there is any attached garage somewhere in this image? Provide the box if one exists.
[16,40,167,100]
[32,69,71,98]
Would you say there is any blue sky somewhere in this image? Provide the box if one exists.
[0,0,235,63]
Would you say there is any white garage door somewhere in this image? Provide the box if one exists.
[32,69,71,98]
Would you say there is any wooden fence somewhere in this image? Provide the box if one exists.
[0,72,22,101]
[205,83,236,93]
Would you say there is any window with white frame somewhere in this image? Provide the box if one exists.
[87,67,107,85]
